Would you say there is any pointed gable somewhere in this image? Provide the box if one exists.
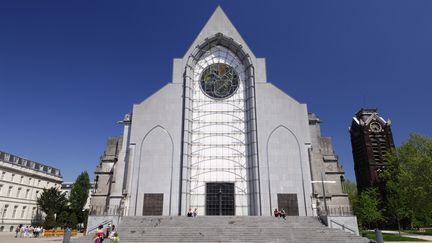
[172,6,267,84]
[184,6,256,61]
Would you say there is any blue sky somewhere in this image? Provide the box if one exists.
[0,1,431,182]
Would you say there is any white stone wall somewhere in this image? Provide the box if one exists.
[255,83,313,216]
[0,152,62,232]
[127,84,183,216]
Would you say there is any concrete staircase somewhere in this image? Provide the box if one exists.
[73,216,370,243]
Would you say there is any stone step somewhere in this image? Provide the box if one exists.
[72,216,369,243]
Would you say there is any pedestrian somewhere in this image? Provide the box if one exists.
[93,225,105,243]
[193,208,198,217]
[273,208,279,217]
[23,226,29,238]
[109,225,117,240]
[106,224,111,239]
[111,232,120,243]
[280,208,286,220]
[15,225,20,238]
[187,208,193,217]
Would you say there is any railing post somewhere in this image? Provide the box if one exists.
[375,228,384,243]
[63,228,71,243]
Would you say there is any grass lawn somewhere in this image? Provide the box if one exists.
[362,231,428,241]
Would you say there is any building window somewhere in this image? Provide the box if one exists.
[21,206,27,219]
[2,205,8,218]
[20,176,24,183]
[38,180,41,186]
[12,205,18,218]
[11,174,15,182]
[9,226,14,232]
[0,226,4,232]
[7,186,12,197]
[25,189,30,199]
[0,184,2,193]
[16,188,22,198]
[35,190,39,199]
[29,178,32,185]
[0,171,5,180]
[31,207,36,217]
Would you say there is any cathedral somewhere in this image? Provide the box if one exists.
[89,7,350,218]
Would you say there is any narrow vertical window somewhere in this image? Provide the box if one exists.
[2,205,8,218]
[21,206,27,219]
[12,205,18,218]
[7,186,12,197]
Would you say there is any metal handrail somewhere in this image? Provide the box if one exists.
[329,219,356,234]
[87,219,113,234]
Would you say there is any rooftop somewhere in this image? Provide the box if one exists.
[0,150,62,178]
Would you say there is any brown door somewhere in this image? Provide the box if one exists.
[143,193,163,215]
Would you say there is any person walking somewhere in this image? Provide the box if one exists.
[93,225,105,243]
[14,225,21,238]
[105,224,111,239]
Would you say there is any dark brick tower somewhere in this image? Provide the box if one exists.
[349,108,395,194]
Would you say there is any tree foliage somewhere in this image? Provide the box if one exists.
[382,134,432,227]
[342,179,358,209]
[37,187,68,215]
[355,187,385,228]
[36,171,91,229]
[37,187,68,229]
[43,212,56,229]
[69,171,91,224]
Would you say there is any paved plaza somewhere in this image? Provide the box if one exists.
[1,231,431,243]
[0,233,78,242]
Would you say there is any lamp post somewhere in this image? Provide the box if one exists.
[321,172,328,216]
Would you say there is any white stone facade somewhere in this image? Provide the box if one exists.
[0,151,62,232]
[89,7,349,218]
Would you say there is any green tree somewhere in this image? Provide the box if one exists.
[69,171,91,224]
[56,211,70,228]
[37,187,68,215]
[69,212,78,229]
[342,179,358,209]
[37,187,68,228]
[43,212,56,229]
[31,210,44,227]
[383,134,432,227]
[355,187,384,229]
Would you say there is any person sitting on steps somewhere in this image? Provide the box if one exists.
[187,208,193,217]
[280,208,286,220]
[274,208,280,217]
